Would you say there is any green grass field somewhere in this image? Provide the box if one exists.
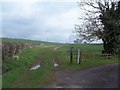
[2,38,61,45]
[2,39,119,88]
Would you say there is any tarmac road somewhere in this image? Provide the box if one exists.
[46,63,119,88]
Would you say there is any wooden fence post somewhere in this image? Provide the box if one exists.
[77,48,81,64]
[70,47,73,63]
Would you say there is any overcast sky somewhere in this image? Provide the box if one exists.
[1,0,84,43]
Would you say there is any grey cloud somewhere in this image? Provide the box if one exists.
[2,2,79,43]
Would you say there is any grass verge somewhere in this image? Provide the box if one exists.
[2,44,119,88]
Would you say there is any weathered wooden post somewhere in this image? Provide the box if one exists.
[77,48,81,64]
[70,47,73,63]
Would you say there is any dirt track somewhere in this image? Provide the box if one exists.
[45,63,119,88]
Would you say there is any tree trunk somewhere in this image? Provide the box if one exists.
[102,39,107,53]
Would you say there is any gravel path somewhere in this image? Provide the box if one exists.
[45,63,119,88]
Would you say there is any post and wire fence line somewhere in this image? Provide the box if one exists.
[68,47,112,64]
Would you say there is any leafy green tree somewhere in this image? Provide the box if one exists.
[75,0,120,55]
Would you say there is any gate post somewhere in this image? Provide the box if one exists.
[70,47,73,63]
[77,48,81,64]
